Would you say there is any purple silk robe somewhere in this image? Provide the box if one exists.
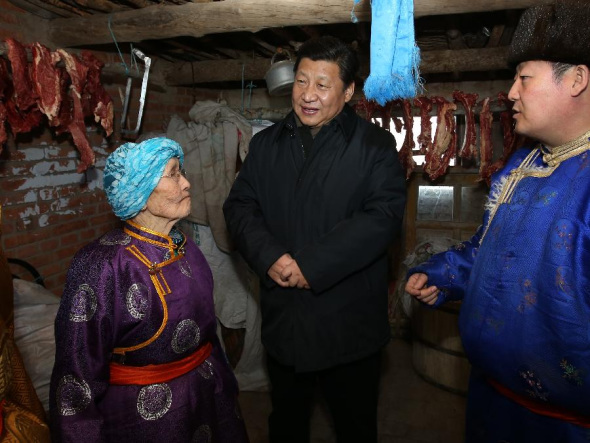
[49,223,249,442]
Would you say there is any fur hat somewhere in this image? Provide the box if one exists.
[507,0,590,68]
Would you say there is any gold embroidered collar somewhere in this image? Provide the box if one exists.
[114,221,188,357]
[541,129,590,167]
[481,129,590,243]
[124,219,186,257]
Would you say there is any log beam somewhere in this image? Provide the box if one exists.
[47,0,552,48]
[165,47,510,86]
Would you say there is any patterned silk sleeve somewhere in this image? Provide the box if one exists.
[407,148,533,308]
[49,241,117,441]
[409,225,483,307]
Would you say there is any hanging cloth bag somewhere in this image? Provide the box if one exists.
[359,0,422,105]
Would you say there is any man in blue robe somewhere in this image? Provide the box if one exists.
[406,1,590,441]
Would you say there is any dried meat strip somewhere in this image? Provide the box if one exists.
[424,96,457,181]
[478,97,495,184]
[413,96,433,155]
[452,90,479,160]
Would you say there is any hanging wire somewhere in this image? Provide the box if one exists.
[350,0,363,23]
[108,15,130,76]
[246,81,257,110]
[240,64,245,114]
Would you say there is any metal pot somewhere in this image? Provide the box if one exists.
[265,52,295,96]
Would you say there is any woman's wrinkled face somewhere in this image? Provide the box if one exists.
[144,158,191,223]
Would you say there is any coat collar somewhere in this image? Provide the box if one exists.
[276,104,357,143]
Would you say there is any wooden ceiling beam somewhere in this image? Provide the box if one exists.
[165,46,511,86]
[47,0,552,48]
[16,0,87,17]
[9,0,75,18]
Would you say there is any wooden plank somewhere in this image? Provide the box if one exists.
[8,0,74,18]
[47,0,553,48]
[72,0,129,13]
[13,0,87,17]
[413,0,548,17]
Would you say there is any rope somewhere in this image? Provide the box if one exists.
[108,15,129,76]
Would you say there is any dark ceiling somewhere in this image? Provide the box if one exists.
[10,0,522,90]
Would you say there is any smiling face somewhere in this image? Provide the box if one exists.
[508,60,574,147]
[140,158,191,231]
[291,57,354,129]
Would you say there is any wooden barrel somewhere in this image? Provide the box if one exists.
[411,300,471,395]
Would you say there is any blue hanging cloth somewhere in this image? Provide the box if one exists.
[357,0,422,105]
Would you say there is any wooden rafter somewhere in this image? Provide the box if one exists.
[71,0,128,13]
[18,0,88,17]
[46,0,553,48]
[9,0,70,17]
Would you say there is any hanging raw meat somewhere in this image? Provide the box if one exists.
[0,103,6,148]
[424,96,457,181]
[4,99,43,135]
[57,49,94,172]
[0,58,9,151]
[5,38,37,112]
[0,39,113,163]
[452,90,479,160]
[31,42,62,124]
[53,68,73,135]
[79,50,114,136]
[413,96,433,155]
[0,57,9,97]
[478,97,495,184]
[4,39,44,137]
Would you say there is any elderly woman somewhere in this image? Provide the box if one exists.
[49,138,249,442]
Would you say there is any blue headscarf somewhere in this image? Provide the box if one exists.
[103,137,184,220]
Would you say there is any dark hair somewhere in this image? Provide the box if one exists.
[293,36,359,89]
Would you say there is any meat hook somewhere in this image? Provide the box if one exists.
[120,48,151,137]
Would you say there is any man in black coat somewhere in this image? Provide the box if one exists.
[223,36,406,443]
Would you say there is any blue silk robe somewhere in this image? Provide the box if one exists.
[49,223,248,442]
[411,147,590,442]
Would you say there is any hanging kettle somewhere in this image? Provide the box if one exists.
[264,50,295,96]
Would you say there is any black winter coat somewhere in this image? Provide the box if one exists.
[223,105,406,371]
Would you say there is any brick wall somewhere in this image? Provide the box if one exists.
[0,0,197,294]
